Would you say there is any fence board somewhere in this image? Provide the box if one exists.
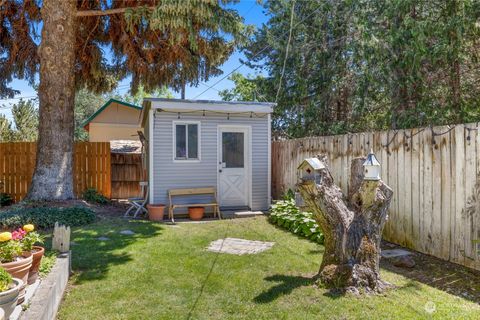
[272,123,480,271]
[0,142,110,202]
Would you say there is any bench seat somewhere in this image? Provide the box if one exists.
[168,187,221,222]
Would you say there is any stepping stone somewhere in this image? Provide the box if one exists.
[97,236,110,241]
[381,249,412,259]
[233,211,264,218]
[119,230,135,235]
[207,237,274,255]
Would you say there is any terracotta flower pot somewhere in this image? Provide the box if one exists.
[1,252,32,305]
[0,278,22,319]
[27,246,45,285]
[188,207,205,221]
[147,204,165,221]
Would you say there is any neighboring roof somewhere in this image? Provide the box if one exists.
[82,98,142,128]
[110,140,143,154]
[144,97,275,114]
[298,158,325,170]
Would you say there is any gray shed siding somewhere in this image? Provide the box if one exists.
[150,112,270,211]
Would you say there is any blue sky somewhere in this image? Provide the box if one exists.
[0,1,268,119]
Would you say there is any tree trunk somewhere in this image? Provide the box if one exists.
[26,0,76,200]
[297,157,393,294]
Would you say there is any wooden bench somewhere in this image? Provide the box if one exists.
[168,187,221,222]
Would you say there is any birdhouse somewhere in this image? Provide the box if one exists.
[297,157,325,185]
[363,151,381,180]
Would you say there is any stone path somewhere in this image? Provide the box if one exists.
[207,238,274,255]
[119,230,135,235]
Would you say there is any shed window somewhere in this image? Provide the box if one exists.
[174,122,199,160]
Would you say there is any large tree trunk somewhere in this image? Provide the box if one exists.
[26,0,76,200]
[297,157,393,294]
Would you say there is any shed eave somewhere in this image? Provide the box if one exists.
[145,98,275,114]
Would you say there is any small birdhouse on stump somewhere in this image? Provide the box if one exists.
[297,157,325,185]
[363,151,381,181]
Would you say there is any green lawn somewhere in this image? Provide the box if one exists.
[58,216,480,320]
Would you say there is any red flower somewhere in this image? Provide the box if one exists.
[11,228,26,240]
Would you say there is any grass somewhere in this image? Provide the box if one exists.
[58,217,480,320]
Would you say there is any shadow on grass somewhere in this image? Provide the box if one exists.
[253,274,316,304]
[69,219,163,284]
[380,242,480,304]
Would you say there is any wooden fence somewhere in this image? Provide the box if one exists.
[111,153,144,199]
[0,142,111,202]
[272,123,480,271]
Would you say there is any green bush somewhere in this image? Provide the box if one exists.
[269,199,324,244]
[0,193,13,207]
[82,188,109,204]
[0,267,12,292]
[0,206,96,230]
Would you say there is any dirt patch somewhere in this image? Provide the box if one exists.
[381,241,480,304]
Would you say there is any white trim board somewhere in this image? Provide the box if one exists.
[148,109,154,204]
[171,120,202,163]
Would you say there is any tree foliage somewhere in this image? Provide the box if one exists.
[0,0,249,97]
[241,0,480,138]
[0,99,38,141]
[218,72,267,102]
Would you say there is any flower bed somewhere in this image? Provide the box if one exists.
[269,199,324,244]
[0,224,45,317]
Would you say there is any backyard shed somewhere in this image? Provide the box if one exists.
[140,98,274,213]
[83,99,143,142]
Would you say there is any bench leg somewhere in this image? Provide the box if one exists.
[170,206,175,223]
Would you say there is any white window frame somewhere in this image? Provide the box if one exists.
[172,120,201,163]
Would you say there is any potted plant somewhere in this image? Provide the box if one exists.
[147,204,166,221]
[20,225,44,285]
[0,267,22,319]
[0,230,32,304]
[188,207,205,221]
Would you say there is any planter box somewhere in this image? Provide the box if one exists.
[18,252,70,320]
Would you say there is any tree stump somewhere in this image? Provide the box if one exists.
[297,156,393,293]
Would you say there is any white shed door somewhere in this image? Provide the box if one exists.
[218,127,249,208]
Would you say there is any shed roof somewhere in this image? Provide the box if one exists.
[144,98,275,114]
[82,98,142,128]
[298,158,325,170]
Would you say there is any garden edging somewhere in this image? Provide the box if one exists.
[19,252,70,320]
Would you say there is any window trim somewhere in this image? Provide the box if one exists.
[172,120,201,163]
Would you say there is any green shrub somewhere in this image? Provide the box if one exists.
[0,267,12,292]
[0,193,13,207]
[0,207,96,230]
[269,199,324,244]
[82,188,109,204]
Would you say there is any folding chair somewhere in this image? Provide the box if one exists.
[124,181,149,218]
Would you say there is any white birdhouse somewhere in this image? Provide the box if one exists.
[297,157,325,185]
[363,151,381,180]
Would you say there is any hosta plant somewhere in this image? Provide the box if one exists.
[269,199,324,244]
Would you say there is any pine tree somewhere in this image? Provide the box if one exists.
[0,0,246,200]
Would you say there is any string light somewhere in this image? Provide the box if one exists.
[156,109,270,119]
